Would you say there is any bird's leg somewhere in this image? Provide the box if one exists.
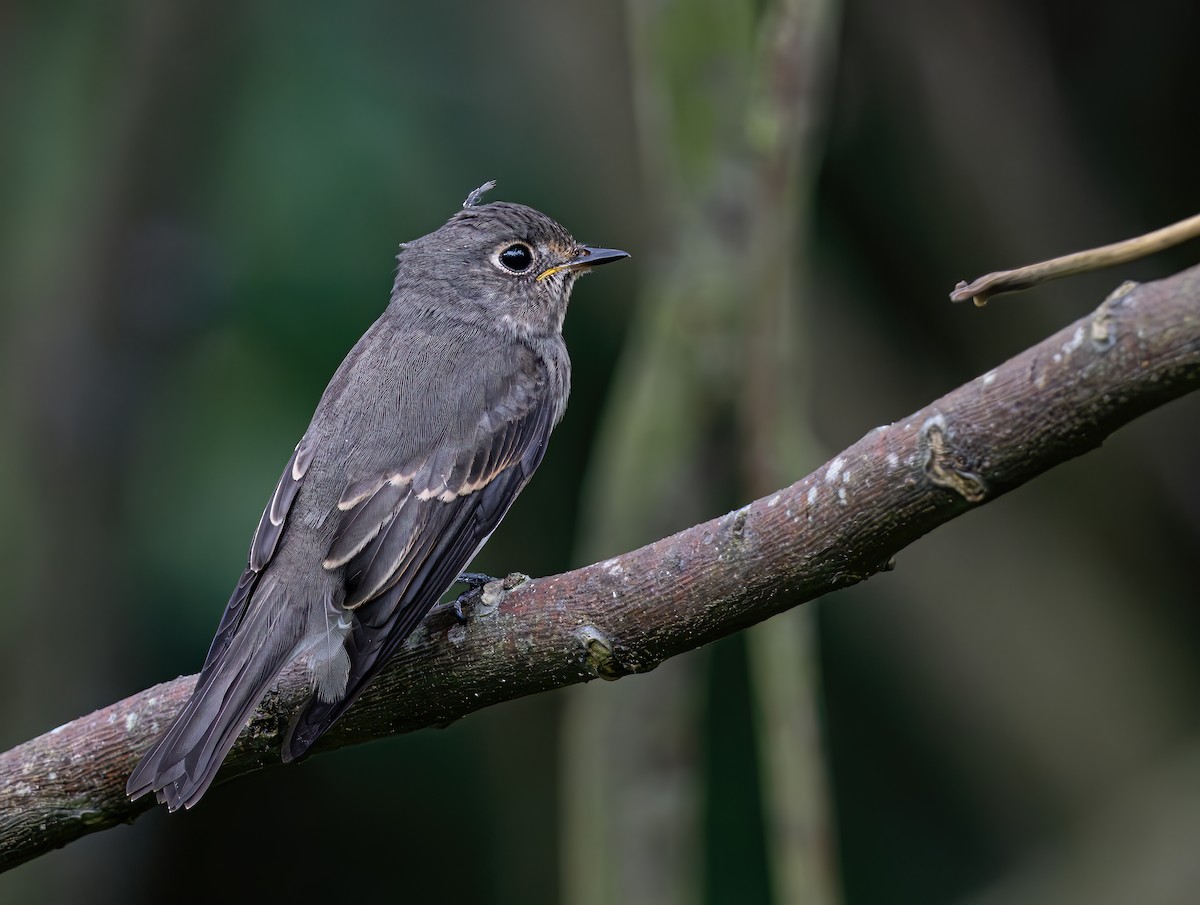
[456,572,496,588]
[448,572,499,623]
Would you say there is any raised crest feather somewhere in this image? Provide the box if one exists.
[463,179,497,208]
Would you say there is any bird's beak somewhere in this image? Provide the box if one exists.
[536,246,630,282]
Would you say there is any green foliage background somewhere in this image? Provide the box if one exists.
[1,1,1198,902]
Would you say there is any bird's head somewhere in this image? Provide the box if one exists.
[393,182,629,337]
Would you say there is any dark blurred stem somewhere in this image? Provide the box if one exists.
[0,0,192,896]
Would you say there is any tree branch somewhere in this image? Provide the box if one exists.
[3,265,1199,871]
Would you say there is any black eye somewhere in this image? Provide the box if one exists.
[498,243,533,273]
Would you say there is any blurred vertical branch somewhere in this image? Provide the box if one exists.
[560,0,841,903]
[738,2,841,904]
[0,1,208,898]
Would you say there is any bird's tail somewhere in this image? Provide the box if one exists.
[127,585,303,811]
[280,588,433,763]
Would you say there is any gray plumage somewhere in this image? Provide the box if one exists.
[127,190,627,810]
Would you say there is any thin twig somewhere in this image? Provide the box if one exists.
[950,212,1200,305]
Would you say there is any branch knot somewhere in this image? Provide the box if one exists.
[921,417,987,503]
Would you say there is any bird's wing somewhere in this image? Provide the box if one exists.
[281,349,559,759]
[324,363,550,607]
[127,435,322,809]
[193,436,317,689]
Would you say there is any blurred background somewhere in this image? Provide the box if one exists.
[2,0,1198,902]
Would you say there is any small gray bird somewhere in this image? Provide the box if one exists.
[127,184,628,810]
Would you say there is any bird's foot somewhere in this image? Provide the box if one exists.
[448,572,530,622]
[449,572,496,623]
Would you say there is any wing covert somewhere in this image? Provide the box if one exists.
[325,378,555,611]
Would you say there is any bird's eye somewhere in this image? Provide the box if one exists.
[497,243,534,273]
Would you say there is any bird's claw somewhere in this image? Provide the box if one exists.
[447,571,529,623]
[449,572,498,623]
